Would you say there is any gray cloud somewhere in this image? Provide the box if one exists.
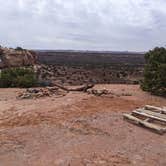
[0,0,166,51]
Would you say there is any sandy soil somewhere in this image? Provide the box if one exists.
[0,84,166,166]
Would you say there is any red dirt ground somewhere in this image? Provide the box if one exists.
[0,84,166,166]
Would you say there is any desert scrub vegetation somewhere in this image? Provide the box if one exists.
[141,47,166,96]
[0,67,37,88]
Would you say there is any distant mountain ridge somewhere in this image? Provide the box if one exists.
[34,49,145,55]
[36,49,145,67]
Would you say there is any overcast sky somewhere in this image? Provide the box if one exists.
[0,0,166,51]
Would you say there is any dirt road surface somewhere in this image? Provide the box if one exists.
[0,85,166,166]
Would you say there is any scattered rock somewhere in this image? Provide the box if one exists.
[17,87,68,99]
[121,92,132,96]
[87,89,114,97]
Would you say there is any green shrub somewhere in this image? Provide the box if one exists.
[141,47,166,96]
[15,47,24,51]
[0,67,37,88]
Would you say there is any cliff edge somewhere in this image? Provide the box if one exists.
[0,47,37,68]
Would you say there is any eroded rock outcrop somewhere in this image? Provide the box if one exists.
[0,47,37,68]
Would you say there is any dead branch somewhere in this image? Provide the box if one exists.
[51,83,69,91]
[52,83,95,92]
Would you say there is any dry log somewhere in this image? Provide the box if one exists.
[145,105,166,114]
[51,83,69,91]
[52,83,94,92]
[123,114,166,134]
[68,84,94,92]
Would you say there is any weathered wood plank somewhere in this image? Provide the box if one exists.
[132,109,166,123]
[145,105,166,114]
[142,109,166,119]
[123,114,166,134]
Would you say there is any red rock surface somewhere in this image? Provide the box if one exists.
[0,85,166,166]
[0,47,37,68]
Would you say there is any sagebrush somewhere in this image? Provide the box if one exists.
[0,67,37,88]
[141,47,166,96]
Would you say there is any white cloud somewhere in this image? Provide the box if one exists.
[0,0,166,51]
